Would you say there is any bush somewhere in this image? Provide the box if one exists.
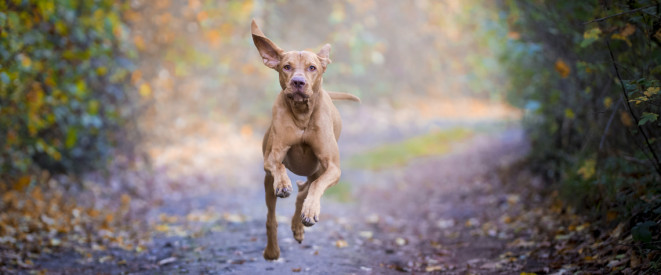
[499,1,661,218]
[0,1,136,178]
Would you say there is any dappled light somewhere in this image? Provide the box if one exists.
[1,0,660,273]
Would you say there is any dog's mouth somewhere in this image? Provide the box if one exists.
[286,90,310,103]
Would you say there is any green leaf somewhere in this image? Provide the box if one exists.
[580,27,601,48]
[65,128,78,149]
[632,221,656,243]
[638,112,659,126]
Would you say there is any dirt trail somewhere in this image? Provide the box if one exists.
[150,128,530,275]
[33,131,533,274]
[30,102,537,274]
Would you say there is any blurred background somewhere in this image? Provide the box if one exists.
[128,0,519,180]
[2,0,661,273]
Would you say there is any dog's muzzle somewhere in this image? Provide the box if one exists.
[287,90,309,102]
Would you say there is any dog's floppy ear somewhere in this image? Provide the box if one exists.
[317,43,332,69]
[252,19,283,69]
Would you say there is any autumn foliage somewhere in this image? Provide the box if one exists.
[499,0,661,260]
[0,0,137,178]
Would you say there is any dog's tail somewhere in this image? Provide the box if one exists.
[328,91,361,103]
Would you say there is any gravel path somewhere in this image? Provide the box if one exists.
[30,102,533,274]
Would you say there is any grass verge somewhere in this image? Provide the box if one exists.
[346,127,473,170]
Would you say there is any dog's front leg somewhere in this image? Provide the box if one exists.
[262,142,291,260]
[264,143,292,198]
[262,173,280,260]
[300,140,341,227]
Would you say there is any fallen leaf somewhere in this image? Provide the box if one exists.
[437,218,455,229]
[480,261,502,269]
[139,83,151,98]
[335,240,348,248]
[465,218,480,227]
[99,255,113,263]
[158,256,177,266]
[506,194,520,205]
[630,250,640,268]
[359,231,373,239]
[224,213,244,223]
[366,214,379,224]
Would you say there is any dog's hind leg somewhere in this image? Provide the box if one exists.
[263,173,280,260]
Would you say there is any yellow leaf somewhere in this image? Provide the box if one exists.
[644,87,660,97]
[555,59,570,78]
[564,108,575,119]
[155,224,170,232]
[133,35,145,51]
[96,66,107,76]
[603,97,613,109]
[612,33,632,47]
[20,55,32,68]
[335,239,348,248]
[620,111,633,127]
[577,159,596,180]
[139,83,151,98]
[14,175,31,191]
[583,27,601,40]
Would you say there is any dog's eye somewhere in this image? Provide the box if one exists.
[283,65,291,70]
[308,66,316,71]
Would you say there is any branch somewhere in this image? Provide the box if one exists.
[584,4,656,24]
[606,40,661,177]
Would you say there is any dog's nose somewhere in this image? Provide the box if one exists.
[291,76,306,88]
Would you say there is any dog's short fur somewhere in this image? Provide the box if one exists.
[251,19,359,260]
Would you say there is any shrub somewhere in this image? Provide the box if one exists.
[0,1,136,178]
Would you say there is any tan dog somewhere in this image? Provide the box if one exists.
[251,19,359,260]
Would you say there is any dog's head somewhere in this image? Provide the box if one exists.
[251,19,331,103]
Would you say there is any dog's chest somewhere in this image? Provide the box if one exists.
[280,118,319,144]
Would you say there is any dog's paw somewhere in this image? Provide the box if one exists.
[263,246,280,260]
[300,198,320,227]
[274,178,292,198]
[291,222,304,243]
